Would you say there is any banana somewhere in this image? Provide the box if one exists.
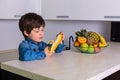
[99,35,107,45]
[49,32,63,53]
[95,32,107,48]
[99,34,107,47]
[99,42,107,48]
[47,40,54,44]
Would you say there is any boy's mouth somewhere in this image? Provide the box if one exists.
[39,37,43,39]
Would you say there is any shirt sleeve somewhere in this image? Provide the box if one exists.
[18,41,46,61]
[55,44,65,53]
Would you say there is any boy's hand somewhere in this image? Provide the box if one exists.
[44,47,53,57]
[61,32,65,41]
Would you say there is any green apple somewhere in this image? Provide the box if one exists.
[79,43,88,52]
[87,45,94,53]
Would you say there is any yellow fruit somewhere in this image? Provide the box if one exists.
[50,32,63,53]
[87,32,99,45]
[99,43,107,48]
[99,35,107,46]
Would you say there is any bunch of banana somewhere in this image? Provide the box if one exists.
[48,32,63,54]
[98,34,108,48]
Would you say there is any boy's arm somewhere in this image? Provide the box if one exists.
[55,43,65,53]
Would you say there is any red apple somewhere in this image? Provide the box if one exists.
[94,47,101,53]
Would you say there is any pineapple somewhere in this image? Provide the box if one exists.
[87,32,99,45]
[75,29,100,45]
[75,29,88,37]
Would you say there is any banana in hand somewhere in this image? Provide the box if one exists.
[48,32,63,54]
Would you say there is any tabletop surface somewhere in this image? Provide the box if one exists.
[1,42,120,80]
[0,50,18,63]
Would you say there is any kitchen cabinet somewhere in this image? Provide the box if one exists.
[103,70,120,80]
[1,69,31,80]
[42,0,120,21]
[70,0,105,20]
[42,0,105,20]
[42,0,71,20]
[0,50,19,80]
[0,49,33,80]
[104,0,120,21]
[0,0,41,19]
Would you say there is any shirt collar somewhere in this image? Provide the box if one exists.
[25,37,44,45]
[25,37,37,44]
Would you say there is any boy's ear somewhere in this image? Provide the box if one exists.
[24,31,29,36]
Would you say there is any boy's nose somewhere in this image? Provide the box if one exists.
[39,33,43,36]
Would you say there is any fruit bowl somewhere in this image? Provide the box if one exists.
[74,29,108,54]
[75,45,107,54]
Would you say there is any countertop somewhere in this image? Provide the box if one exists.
[1,42,120,80]
[0,49,18,63]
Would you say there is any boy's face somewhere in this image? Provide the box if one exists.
[25,26,44,43]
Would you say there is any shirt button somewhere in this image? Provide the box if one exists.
[33,48,36,52]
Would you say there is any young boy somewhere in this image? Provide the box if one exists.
[18,13,65,61]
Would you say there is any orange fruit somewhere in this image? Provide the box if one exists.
[93,42,99,48]
[78,37,87,44]
[74,41,80,47]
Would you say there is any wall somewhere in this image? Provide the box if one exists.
[44,20,111,48]
[0,20,111,51]
[0,20,23,51]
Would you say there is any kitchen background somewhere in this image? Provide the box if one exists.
[0,0,112,51]
[0,20,111,51]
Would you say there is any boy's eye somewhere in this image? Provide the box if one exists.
[34,30,39,33]
[33,27,44,32]
[33,28,39,32]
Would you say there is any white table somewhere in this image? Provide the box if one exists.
[1,42,120,80]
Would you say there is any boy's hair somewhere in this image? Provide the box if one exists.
[19,13,45,38]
